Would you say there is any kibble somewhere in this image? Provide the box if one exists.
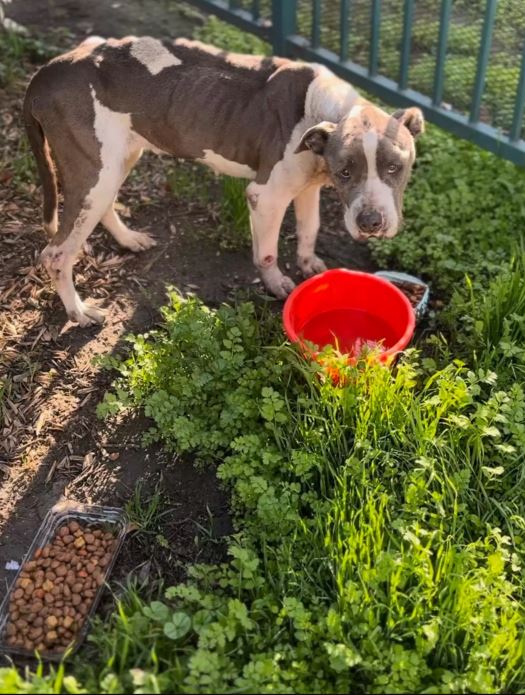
[1,521,117,654]
[391,279,427,308]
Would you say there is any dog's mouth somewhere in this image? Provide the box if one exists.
[347,225,398,243]
[353,231,384,243]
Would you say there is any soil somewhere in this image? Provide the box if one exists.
[0,0,374,663]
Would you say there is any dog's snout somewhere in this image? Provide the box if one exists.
[356,208,383,236]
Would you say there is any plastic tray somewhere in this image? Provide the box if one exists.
[0,502,130,661]
[374,270,430,322]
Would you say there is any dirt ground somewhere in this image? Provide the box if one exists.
[0,0,374,650]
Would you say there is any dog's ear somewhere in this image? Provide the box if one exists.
[295,121,337,155]
[392,107,425,138]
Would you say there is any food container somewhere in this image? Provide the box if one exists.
[0,502,129,661]
[374,271,430,322]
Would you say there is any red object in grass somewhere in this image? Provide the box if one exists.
[283,269,416,364]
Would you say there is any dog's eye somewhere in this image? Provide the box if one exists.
[387,163,400,174]
[339,168,352,179]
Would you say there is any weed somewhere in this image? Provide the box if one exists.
[10,131,37,186]
[440,250,525,387]
[164,160,214,204]
[0,28,65,87]
[125,482,164,535]
[0,661,84,694]
[194,15,270,55]
[219,176,251,249]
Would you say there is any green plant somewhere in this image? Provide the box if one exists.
[0,29,64,87]
[125,482,165,535]
[70,273,525,692]
[165,161,214,204]
[219,176,251,249]
[194,15,270,55]
[10,130,38,185]
[440,250,525,387]
[0,662,84,694]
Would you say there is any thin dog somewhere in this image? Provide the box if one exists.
[24,36,424,326]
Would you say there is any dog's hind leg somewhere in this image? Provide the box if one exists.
[101,148,157,252]
[41,175,123,326]
[40,93,132,326]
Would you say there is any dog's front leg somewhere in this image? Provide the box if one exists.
[246,181,295,299]
[294,184,327,277]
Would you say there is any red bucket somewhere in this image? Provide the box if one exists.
[283,269,415,364]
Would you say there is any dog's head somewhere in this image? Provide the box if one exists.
[296,104,424,241]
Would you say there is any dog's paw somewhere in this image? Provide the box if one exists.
[119,230,157,252]
[261,268,296,299]
[298,254,327,277]
[68,303,105,327]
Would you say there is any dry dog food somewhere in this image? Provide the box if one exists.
[390,279,427,308]
[3,521,116,654]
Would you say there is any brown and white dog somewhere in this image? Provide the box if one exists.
[24,36,424,326]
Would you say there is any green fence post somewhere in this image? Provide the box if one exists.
[510,43,525,141]
[469,0,497,124]
[312,0,321,49]
[369,0,381,77]
[339,0,351,62]
[272,0,297,56]
[433,0,452,106]
[399,0,414,90]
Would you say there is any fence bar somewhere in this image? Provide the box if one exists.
[432,0,452,106]
[369,0,381,76]
[510,43,525,141]
[469,0,497,123]
[399,0,414,90]
[311,0,321,50]
[251,0,260,22]
[339,0,350,62]
[271,0,297,55]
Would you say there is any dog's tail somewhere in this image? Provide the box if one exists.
[23,91,58,238]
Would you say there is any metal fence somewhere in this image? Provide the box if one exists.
[188,0,525,166]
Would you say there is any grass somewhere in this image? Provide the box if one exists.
[165,161,214,205]
[2,14,525,695]
[125,482,165,535]
[0,27,69,87]
[194,14,271,55]
[219,177,251,249]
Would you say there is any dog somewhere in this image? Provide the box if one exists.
[23,36,424,326]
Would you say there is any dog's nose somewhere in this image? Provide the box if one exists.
[356,208,383,236]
